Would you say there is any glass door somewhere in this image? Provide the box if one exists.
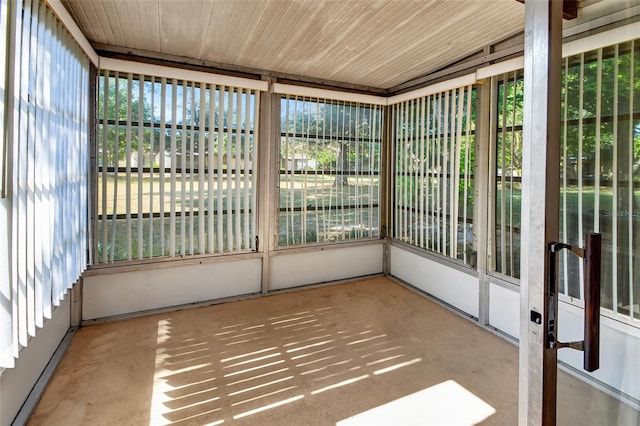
[555,37,640,426]
[491,25,640,424]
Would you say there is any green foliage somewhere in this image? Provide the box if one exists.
[98,76,153,166]
[99,75,255,169]
[280,97,382,177]
[497,77,523,176]
[493,42,640,291]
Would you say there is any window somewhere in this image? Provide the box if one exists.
[490,40,640,322]
[559,41,640,320]
[493,72,523,279]
[391,86,476,265]
[97,72,259,262]
[278,96,382,246]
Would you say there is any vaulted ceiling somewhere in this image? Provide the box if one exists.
[61,0,526,90]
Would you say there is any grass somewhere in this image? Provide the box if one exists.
[97,173,380,260]
[98,173,379,216]
[97,174,639,271]
[495,182,639,227]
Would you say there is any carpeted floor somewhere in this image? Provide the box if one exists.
[27,277,638,425]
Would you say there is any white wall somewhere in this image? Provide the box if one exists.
[83,258,262,320]
[390,246,479,318]
[269,243,383,291]
[83,242,384,320]
[0,297,70,426]
[391,244,640,404]
[486,279,640,403]
[489,281,520,339]
[558,302,640,403]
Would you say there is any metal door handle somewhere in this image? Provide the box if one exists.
[582,233,601,372]
[546,233,601,372]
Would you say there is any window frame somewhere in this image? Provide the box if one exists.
[276,94,383,248]
[96,71,260,263]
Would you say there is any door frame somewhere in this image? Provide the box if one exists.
[519,1,564,424]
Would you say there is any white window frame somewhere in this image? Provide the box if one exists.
[96,62,262,263]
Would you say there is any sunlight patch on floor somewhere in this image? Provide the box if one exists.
[337,380,496,426]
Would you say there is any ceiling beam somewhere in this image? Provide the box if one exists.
[93,43,389,96]
[388,44,524,95]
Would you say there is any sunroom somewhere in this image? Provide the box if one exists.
[1,0,639,424]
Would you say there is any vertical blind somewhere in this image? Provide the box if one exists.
[487,41,640,323]
[493,72,523,279]
[0,0,89,369]
[278,95,381,246]
[0,0,11,369]
[96,72,259,262]
[559,41,640,320]
[391,85,475,265]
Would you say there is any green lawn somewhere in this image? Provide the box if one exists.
[495,182,638,227]
[98,173,379,216]
[97,173,380,260]
[97,174,638,264]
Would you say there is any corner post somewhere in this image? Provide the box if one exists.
[475,69,493,326]
[381,104,393,275]
[258,77,279,294]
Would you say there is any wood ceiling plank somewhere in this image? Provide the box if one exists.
[62,1,98,43]
[85,0,114,47]
[100,1,127,48]
[133,0,161,53]
[62,0,527,89]
[260,1,307,67]
[195,0,217,61]
[121,0,144,51]
[235,0,275,64]
[221,0,254,61]
[159,1,202,56]
[201,0,233,63]
[278,1,343,71]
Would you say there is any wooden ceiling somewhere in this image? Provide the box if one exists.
[61,0,527,90]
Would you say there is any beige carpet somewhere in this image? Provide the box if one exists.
[28,277,637,425]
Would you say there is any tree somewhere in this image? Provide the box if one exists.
[281,98,381,186]
[561,42,640,310]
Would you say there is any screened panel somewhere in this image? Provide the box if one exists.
[490,40,640,323]
[494,72,523,279]
[1,0,89,368]
[560,41,640,320]
[392,86,476,265]
[278,96,381,246]
[97,73,259,262]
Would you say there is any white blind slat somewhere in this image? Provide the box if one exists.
[125,74,133,260]
[16,0,32,347]
[216,86,224,252]
[196,84,204,254]
[41,3,53,320]
[169,79,177,257]
[205,84,214,254]
[226,89,234,250]
[26,0,39,336]
[250,91,259,250]
[137,75,144,259]
[159,78,166,256]
[179,82,187,255]
[148,77,155,258]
